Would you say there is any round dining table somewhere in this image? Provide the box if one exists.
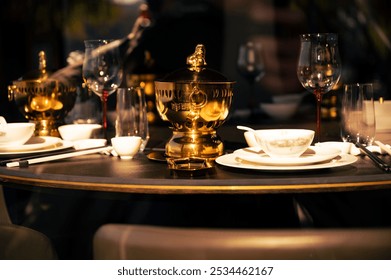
[0,123,390,195]
[1,122,391,260]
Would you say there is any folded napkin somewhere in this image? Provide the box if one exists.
[315,141,391,156]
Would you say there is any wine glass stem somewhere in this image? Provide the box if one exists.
[101,90,109,139]
[315,90,323,143]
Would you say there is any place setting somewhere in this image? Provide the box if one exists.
[215,82,391,173]
[0,118,74,158]
[0,115,112,166]
[215,126,358,172]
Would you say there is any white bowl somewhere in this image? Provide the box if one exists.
[248,129,315,158]
[259,93,305,120]
[259,102,299,120]
[0,122,35,147]
[111,136,142,159]
[272,93,305,104]
[58,124,102,141]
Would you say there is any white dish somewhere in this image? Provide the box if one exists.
[0,136,64,152]
[234,146,341,166]
[72,139,107,150]
[215,152,357,171]
[0,137,73,156]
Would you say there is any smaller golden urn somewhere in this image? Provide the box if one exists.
[8,51,77,136]
[154,44,235,160]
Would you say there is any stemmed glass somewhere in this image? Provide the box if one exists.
[237,41,265,113]
[82,39,122,138]
[297,33,341,143]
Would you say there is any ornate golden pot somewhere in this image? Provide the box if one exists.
[154,44,235,159]
[8,51,77,136]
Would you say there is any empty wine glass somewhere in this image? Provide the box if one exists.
[82,39,122,138]
[341,83,376,146]
[297,33,341,143]
[237,41,265,113]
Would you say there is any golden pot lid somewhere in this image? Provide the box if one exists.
[157,44,234,84]
[15,51,51,82]
[8,50,76,97]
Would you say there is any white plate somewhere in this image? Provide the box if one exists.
[215,153,357,171]
[0,136,63,152]
[234,146,341,166]
[0,136,74,156]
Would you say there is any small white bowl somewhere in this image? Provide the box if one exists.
[58,124,102,141]
[259,102,299,120]
[272,93,305,104]
[111,136,142,159]
[259,93,305,121]
[0,122,35,147]
[249,129,315,158]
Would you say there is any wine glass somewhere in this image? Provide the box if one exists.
[237,41,265,113]
[297,33,341,143]
[82,39,122,138]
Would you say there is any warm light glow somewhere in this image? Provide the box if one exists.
[225,234,327,249]
[111,0,143,5]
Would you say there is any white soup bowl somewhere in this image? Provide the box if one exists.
[246,129,315,158]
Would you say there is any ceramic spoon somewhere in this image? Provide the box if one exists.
[237,125,261,147]
[236,125,256,133]
[0,116,7,136]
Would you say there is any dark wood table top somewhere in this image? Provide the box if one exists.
[1,123,391,195]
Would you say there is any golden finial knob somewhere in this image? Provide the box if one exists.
[38,51,47,74]
[187,44,207,72]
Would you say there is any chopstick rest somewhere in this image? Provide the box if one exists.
[5,146,113,168]
[355,142,391,172]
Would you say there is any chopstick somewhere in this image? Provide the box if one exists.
[355,142,391,173]
[0,144,110,166]
[375,140,391,156]
[0,147,75,166]
[5,146,113,168]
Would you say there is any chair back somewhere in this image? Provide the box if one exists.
[0,186,57,259]
[0,186,11,225]
[93,224,391,260]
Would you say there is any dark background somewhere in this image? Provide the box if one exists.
[1,0,391,122]
[2,0,391,259]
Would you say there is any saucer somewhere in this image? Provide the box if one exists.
[215,153,357,171]
[233,146,341,166]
